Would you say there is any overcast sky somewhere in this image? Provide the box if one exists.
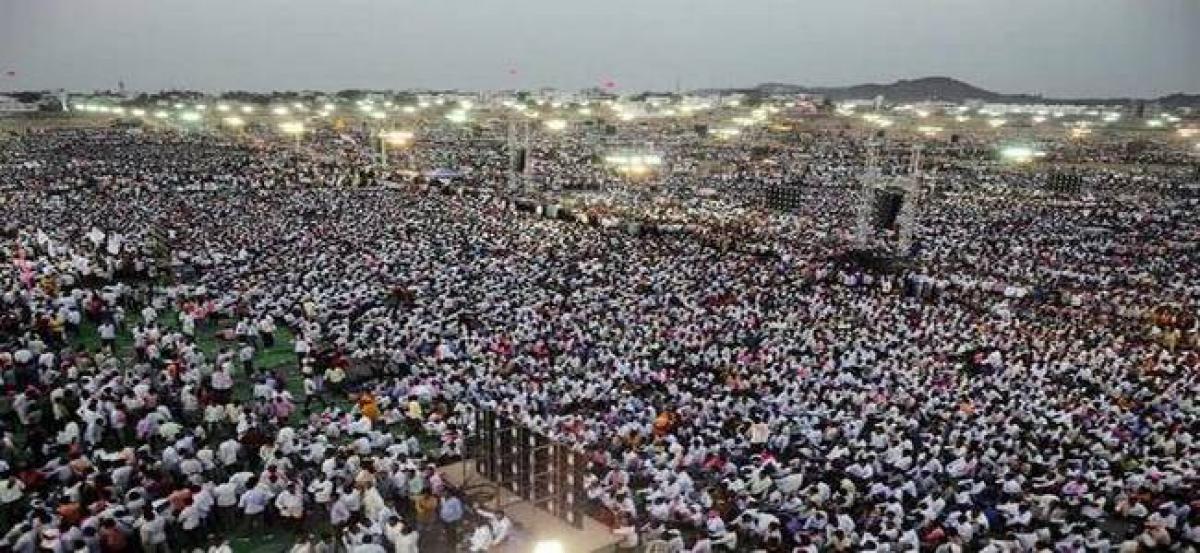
[2,0,1197,97]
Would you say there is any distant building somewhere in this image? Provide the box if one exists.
[0,94,40,115]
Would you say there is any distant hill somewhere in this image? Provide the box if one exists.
[722,77,1199,107]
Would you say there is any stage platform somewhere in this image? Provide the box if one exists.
[440,459,621,553]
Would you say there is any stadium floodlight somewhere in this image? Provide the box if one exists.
[179,111,202,122]
[402,106,416,114]
[532,541,564,553]
[917,126,942,136]
[1000,146,1036,163]
[111,107,127,115]
[272,106,290,116]
[174,103,185,109]
[217,104,231,112]
[369,111,386,120]
[222,116,245,127]
[955,115,970,123]
[1179,128,1197,138]
[1147,120,1164,128]
[713,128,741,139]
[154,110,169,119]
[988,118,1007,128]
[194,104,207,112]
[323,103,335,111]
[544,119,567,131]
[381,130,414,145]
[445,109,469,124]
[131,109,146,117]
[1032,116,1047,124]
[241,105,255,114]
[279,121,304,134]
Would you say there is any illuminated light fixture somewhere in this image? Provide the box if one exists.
[272,106,289,116]
[459,100,473,109]
[217,104,231,112]
[955,115,970,123]
[173,103,185,109]
[917,125,943,136]
[1146,120,1164,128]
[241,105,255,114]
[1178,128,1197,138]
[323,103,335,111]
[381,130,414,145]
[915,110,931,118]
[1032,116,1047,124]
[445,109,469,124]
[988,118,1007,128]
[179,111,202,122]
[111,107,127,115]
[578,107,592,116]
[278,121,304,134]
[369,111,386,120]
[154,110,169,119]
[544,119,567,131]
[532,542,565,553]
[402,106,416,114]
[875,118,893,128]
[130,108,146,117]
[222,116,245,127]
[194,104,207,112]
[1000,146,1036,163]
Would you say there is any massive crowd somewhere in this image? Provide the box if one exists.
[0,122,1196,553]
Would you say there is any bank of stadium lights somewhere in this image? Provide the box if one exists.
[195,105,207,112]
[381,130,414,145]
[955,115,971,123]
[544,119,567,131]
[917,126,943,137]
[179,111,202,123]
[1102,112,1121,123]
[1000,146,1040,163]
[272,106,290,116]
[154,111,169,119]
[605,153,662,175]
[173,103,185,109]
[222,116,245,128]
[988,118,1007,128]
[445,109,469,124]
[240,105,255,114]
[1146,119,1164,128]
[1031,115,1047,124]
[1179,128,1198,138]
[130,108,145,117]
[578,107,592,116]
[216,104,231,113]
[532,541,564,553]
